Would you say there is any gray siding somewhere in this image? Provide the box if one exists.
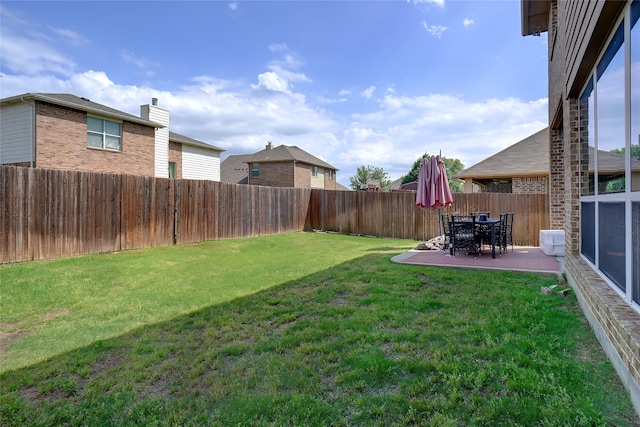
[0,102,34,164]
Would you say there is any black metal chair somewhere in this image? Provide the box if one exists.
[449,215,480,257]
[500,212,514,252]
[440,214,451,251]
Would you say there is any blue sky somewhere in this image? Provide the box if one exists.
[0,0,548,187]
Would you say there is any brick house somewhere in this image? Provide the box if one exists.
[455,128,550,193]
[522,0,640,413]
[455,127,640,194]
[0,93,224,180]
[221,142,338,189]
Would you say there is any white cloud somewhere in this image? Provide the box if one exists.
[422,21,448,38]
[0,7,76,76]
[228,2,238,11]
[338,89,352,96]
[361,86,376,99]
[252,71,291,93]
[463,18,475,28]
[408,0,445,8]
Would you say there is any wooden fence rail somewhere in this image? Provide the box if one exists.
[1,166,549,263]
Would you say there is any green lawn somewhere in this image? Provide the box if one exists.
[1,232,637,426]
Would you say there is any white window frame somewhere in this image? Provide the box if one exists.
[87,116,122,151]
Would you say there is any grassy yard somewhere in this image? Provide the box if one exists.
[1,232,637,426]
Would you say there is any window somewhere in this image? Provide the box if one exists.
[311,166,318,177]
[328,169,334,180]
[87,117,121,151]
[168,162,176,179]
[251,163,259,177]
[579,1,640,308]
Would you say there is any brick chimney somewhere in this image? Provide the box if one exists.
[266,141,273,150]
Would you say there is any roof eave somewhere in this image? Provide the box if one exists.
[521,0,550,36]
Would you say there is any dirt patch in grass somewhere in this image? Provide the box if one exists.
[0,330,28,359]
[40,309,70,321]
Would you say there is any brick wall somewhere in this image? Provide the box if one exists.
[563,97,581,255]
[324,170,337,190]
[512,176,548,194]
[169,141,182,178]
[34,101,155,176]
[249,162,295,187]
[549,127,565,229]
[294,163,311,188]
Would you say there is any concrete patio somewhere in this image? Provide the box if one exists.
[392,246,564,277]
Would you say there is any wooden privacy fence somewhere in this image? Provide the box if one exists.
[1,166,549,263]
[1,166,310,263]
[307,190,549,245]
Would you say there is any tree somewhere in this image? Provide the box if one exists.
[610,145,640,161]
[349,165,392,191]
[400,153,465,192]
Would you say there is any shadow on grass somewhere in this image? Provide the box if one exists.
[1,251,638,426]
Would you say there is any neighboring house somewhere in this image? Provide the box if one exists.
[0,93,224,181]
[456,127,640,194]
[522,0,640,413]
[221,142,338,190]
[456,128,550,194]
[220,154,251,185]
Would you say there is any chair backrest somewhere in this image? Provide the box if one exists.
[501,212,514,244]
[440,214,450,236]
[452,214,475,223]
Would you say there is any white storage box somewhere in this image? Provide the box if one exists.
[540,230,565,256]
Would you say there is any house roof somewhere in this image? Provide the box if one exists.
[169,131,224,152]
[242,144,338,171]
[455,126,639,180]
[1,93,165,129]
[220,154,251,184]
[455,127,549,179]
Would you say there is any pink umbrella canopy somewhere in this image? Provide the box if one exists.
[415,157,432,209]
[416,155,453,209]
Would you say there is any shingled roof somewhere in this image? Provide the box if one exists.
[455,128,549,179]
[1,93,164,128]
[455,126,638,179]
[220,154,251,184]
[169,131,224,152]
[242,144,337,171]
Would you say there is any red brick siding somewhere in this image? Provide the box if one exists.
[294,163,311,188]
[169,141,182,179]
[34,101,155,176]
[324,170,337,190]
[248,162,295,187]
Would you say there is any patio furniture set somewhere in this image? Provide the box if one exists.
[441,212,514,259]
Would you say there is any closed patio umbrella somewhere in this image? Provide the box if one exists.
[415,157,432,209]
[416,155,453,239]
[416,155,453,210]
[432,154,453,209]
